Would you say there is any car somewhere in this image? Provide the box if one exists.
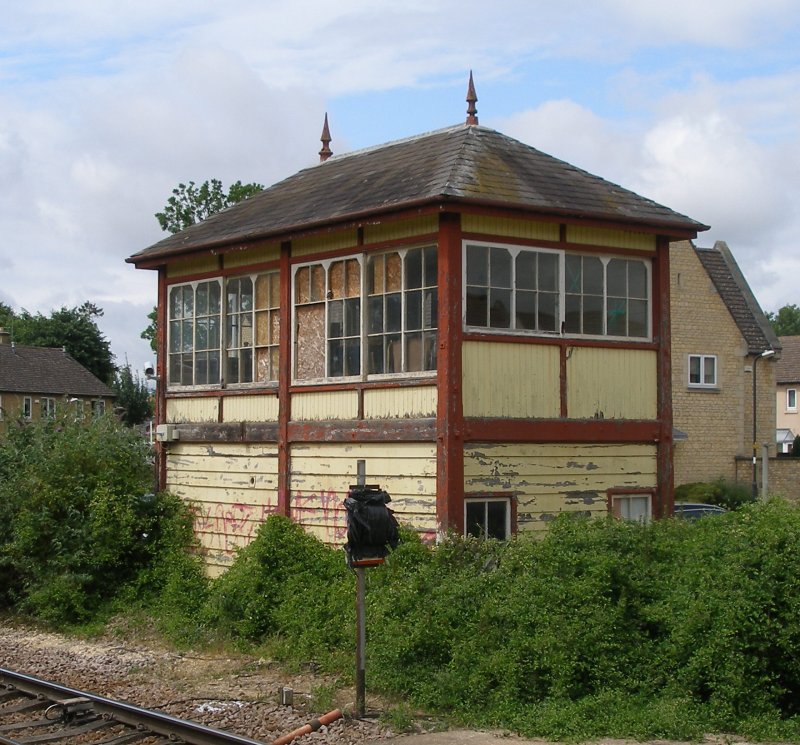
[673,502,728,520]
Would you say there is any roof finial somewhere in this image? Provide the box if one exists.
[319,112,333,162]
[466,70,478,125]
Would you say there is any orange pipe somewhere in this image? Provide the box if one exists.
[271,709,343,745]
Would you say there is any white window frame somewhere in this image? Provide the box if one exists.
[23,396,32,420]
[91,400,105,418]
[688,354,717,388]
[462,240,652,341]
[40,397,56,419]
[787,388,797,412]
[610,492,652,523]
[292,246,438,384]
[464,496,512,540]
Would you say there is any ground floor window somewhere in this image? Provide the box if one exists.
[22,397,32,420]
[40,397,56,418]
[464,496,513,539]
[609,490,653,522]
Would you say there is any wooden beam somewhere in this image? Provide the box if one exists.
[437,212,465,532]
[463,418,660,443]
[277,241,292,516]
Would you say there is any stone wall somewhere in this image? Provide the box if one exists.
[735,455,800,502]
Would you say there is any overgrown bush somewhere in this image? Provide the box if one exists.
[674,477,754,510]
[0,414,203,626]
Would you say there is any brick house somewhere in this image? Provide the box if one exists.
[128,88,708,573]
[670,240,779,487]
[0,329,115,433]
[775,336,800,453]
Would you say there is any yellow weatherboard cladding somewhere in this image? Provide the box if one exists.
[222,395,279,422]
[166,397,219,423]
[363,386,437,419]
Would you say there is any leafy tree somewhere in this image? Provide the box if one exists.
[3,302,115,384]
[155,178,264,235]
[766,304,800,336]
[112,363,153,426]
[144,179,265,347]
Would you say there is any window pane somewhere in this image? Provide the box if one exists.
[584,294,603,335]
[424,247,438,287]
[345,338,360,376]
[629,299,647,337]
[490,248,512,287]
[516,290,537,330]
[516,252,537,290]
[583,257,604,295]
[465,501,485,538]
[629,261,647,298]
[466,245,488,285]
[486,501,508,540]
[565,294,581,333]
[386,293,402,332]
[328,340,344,377]
[539,292,558,332]
[424,288,437,329]
[196,283,208,315]
[689,356,701,384]
[406,290,422,330]
[368,296,383,334]
[406,332,422,372]
[489,288,511,328]
[565,254,582,293]
[539,253,558,291]
[344,298,360,337]
[328,300,343,337]
[466,287,488,327]
[386,334,401,373]
[703,357,716,385]
[607,297,627,336]
[368,337,384,374]
[405,248,422,289]
[607,260,627,296]
[424,333,437,370]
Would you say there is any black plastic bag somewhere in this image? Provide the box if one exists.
[344,485,399,564]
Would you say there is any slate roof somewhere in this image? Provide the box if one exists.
[0,344,114,397]
[694,241,780,356]
[129,124,708,265]
[776,336,800,384]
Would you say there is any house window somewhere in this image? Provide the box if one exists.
[293,247,437,381]
[688,354,717,387]
[610,492,652,523]
[91,400,105,417]
[367,247,438,374]
[464,242,649,339]
[23,396,32,420]
[40,397,56,418]
[465,244,558,332]
[168,280,222,386]
[464,497,512,540]
[787,388,797,412]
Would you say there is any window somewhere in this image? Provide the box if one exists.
[168,280,222,386]
[367,247,438,374]
[40,397,56,418]
[611,493,652,523]
[466,244,558,332]
[23,396,32,420]
[91,400,105,417]
[464,497,511,540]
[688,354,717,387]
[464,242,649,339]
[787,388,797,412]
[294,247,437,381]
[168,271,280,388]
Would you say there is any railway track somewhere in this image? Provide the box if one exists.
[0,667,272,745]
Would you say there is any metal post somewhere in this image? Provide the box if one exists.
[355,566,366,718]
[355,458,367,718]
[761,443,769,499]
[752,354,759,501]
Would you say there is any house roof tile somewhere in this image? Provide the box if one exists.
[776,336,800,384]
[693,241,780,356]
[0,344,114,397]
[128,124,708,265]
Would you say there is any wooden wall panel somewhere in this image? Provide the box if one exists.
[462,341,560,418]
[363,385,437,419]
[166,443,279,574]
[464,442,657,533]
[461,215,559,242]
[289,442,438,544]
[292,230,357,257]
[166,397,219,423]
[567,347,657,419]
[222,394,279,422]
[223,243,280,269]
[291,390,359,421]
[565,226,656,251]
[166,256,219,278]
[363,216,438,244]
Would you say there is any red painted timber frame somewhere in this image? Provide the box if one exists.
[436,212,465,532]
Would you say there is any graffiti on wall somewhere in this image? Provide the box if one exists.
[193,501,277,558]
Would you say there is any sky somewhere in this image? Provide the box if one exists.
[2,0,800,372]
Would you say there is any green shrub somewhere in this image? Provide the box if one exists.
[0,414,202,626]
[674,477,753,510]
